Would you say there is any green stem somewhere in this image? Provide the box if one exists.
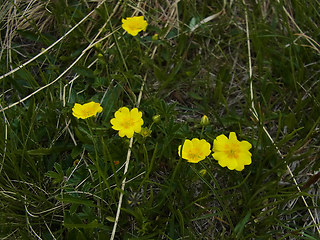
[192,162,235,230]
[85,119,106,204]
[200,126,205,139]
[171,150,183,181]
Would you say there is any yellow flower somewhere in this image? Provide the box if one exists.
[178,138,211,163]
[122,16,148,36]
[110,107,144,138]
[72,102,103,119]
[212,132,252,171]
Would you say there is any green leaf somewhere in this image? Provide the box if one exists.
[71,145,83,159]
[27,148,54,155]
[57,195,96,207]
[189,17,198,29]
[45,162,64,184]
[74,127,92,144]
[188,91,203,100]
[176,209,185,236]
[16,29,40,42]
[26,97,35,123]
[73,66,95,79]
[53,162,64,175]
[64,216,103,229]
[16,68,40,89]
[45,171,61,179]
[276,127,304,148]
[121,207,143,224]
[234,211,251,238]
[27,145,74,155]
[105,216,115,222]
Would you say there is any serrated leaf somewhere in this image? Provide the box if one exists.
[53,162,64,175]
[45,167,64,184]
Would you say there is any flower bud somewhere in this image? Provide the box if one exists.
[199,169,207,176]
[152,33,159,41]
[152,114,161,123]
[73,159,79,167]
[94,43,102,51]
[200,115,210,126]
[140,127,152,138]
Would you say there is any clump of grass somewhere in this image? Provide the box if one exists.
[0,0,320,239]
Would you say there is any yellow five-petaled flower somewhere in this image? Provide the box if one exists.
[110,107,144,138]
[178,138,211,163]
[212,132,252,171]
[122,16,148,36]
[72,102,103,119]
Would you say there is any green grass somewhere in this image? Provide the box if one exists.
[0,0,320,239]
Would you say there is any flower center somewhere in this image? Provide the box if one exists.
[187,149,200,160]
[120,117,134,129]
[82,109,90,117]
[224,144,239,159]
[128,23,139,31]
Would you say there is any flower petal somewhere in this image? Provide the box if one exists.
[240,140,252,151]
[115,107,129,118]
[178,145,182,157]
[226,158,238,170]
[198,139,211,156]
[212,134,228,152]
[133,124,142,133]
[229,132,239,143]
[234,163,245,171]
[212,152,227,166]
[131,108,142,118]
[120,128,134,138]
[238,152,252,165]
